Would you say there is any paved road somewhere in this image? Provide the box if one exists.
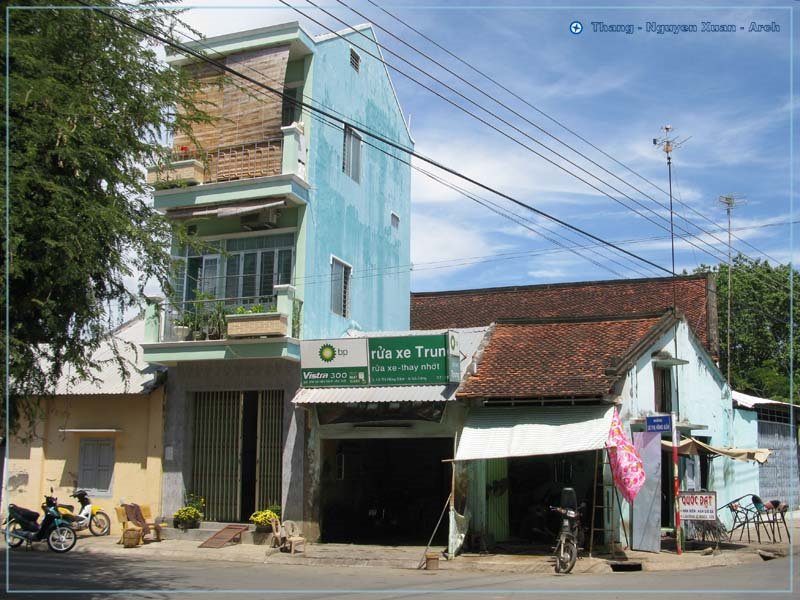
[1,548,797,599]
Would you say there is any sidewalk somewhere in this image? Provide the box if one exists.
[33,527,791,575]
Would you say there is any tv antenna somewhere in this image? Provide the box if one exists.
[717,193,746,385]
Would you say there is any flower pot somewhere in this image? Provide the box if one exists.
[173,325,190,341]
[174,518,200,530]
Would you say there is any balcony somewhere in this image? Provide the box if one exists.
[147,138,284,187]
[142,285,301,365]
[148,124,309,211]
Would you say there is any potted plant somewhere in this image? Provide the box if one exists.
[172,314,192,341]
[190,291,214,340]
[227,303,287,338]
[249,508,280,533]
[207,301,227,340]
[173,506,203,530]
[173,493,205,530]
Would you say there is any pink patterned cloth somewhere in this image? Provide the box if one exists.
[606,408,646,503]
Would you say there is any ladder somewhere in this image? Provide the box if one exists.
[588,448,629,558]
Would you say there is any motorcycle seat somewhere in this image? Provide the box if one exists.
[11,505,40,524]
[59,504,76,513]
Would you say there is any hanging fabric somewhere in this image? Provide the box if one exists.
[606,408,646,503]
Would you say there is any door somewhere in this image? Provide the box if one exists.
[632,432,661,552]
[192,390,284,522]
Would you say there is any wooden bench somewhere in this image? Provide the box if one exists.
[115,504,162,545]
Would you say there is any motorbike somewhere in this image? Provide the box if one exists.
[3,489,78,553]
[549,487,584,574]
[57,490,111,536]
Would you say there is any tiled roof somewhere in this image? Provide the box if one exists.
[457,313,673,399]
[411,275,716,354]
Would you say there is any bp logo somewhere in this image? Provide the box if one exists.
[318,344,336,363]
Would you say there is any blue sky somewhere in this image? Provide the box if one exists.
[175,1,796,293]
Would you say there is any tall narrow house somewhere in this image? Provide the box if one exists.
[142,22,413,531]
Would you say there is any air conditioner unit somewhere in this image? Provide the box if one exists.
[240,208,281,231]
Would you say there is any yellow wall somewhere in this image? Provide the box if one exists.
[5,389,164,533]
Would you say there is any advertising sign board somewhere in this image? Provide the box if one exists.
[300,338,369,387]
[646,415,672,433]
[368,335,449,386]
[678,491,717,521]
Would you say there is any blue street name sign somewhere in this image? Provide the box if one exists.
[646,415,672,432]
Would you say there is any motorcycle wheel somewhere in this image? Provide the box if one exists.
[558,540,578,574]
[47,526,77,553]
[89,511,111,536]
[5,520,25,548]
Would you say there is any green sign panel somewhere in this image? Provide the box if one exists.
[368,335,449,386]
[301,366,368,388]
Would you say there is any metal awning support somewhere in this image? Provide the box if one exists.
[660,436,771,464]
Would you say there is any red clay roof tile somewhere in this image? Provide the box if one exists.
[412,275,716,354]
[457,315,668,399]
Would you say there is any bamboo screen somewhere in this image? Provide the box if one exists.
[173,44,291,154]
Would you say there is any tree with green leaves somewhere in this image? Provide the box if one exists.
[697,256,798,402]
[2,1,212,431]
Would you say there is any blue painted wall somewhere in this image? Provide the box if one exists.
[298,27,413,340]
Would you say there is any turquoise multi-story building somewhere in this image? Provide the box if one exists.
[141,22,413,534]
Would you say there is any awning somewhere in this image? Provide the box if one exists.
[167,200,285,220]
[454,404,615,461]
[292,384,458,405]
[661,436,771,464]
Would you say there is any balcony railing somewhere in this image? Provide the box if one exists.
[150,138,283,188]
[161,295,284,343]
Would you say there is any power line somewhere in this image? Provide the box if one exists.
[73,1,794,314]
[361,0,781,266]
[282,0,735,268]
[158,12,650,280]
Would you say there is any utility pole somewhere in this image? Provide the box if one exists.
[717,194,744,386]
[654,125,687,555]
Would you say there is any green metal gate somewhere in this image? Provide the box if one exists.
[192,390,284,522]
[255,390,284,509]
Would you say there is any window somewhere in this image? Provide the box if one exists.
[330,256,352,317]
[343,125,362,183]
[349,48,360,72]
[653,366,672,413]
[179,234,294,307]
[390,211,400,230]
[281,86,302,127]
[78,438,114,493]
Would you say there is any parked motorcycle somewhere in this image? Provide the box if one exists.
[57,490,111,536]
[3,490,78,552]
[550,487,584,574]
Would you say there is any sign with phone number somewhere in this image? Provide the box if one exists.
[678,491,717,521]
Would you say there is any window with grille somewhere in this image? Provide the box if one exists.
[350,49,360,72]
[330,257,352,317]
[343,125,362,183]
[78,438,114,493]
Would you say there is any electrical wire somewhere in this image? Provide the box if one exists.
[362,0,782,266]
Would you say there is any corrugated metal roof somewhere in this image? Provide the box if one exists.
[293,384,458,404]
[732,390,787,409]
[53,317,162,396]
[454,404,614,461]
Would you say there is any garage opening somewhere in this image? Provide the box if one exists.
[320,438,452,544]
[507,452,596,543]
